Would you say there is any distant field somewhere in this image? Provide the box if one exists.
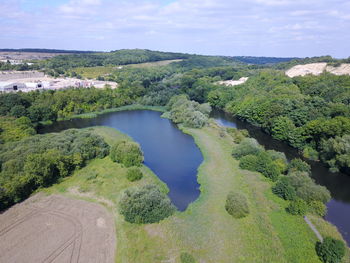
[125,59,183,68]
[70,59,183,79]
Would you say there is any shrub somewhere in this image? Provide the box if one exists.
[180,252,196,263]
[303,146,319,161]
[255,151,280,181]
[119,184,176,224]
[316,237,345,263]
[126,167,143,182]
[110,140,144,167]
[226,128,249,143]
[286,198,308,215]
[239,154,259,171]
[272,177,296,200]
[225,192,249,218]
[232,138,264,159]
[309,201,327,217]
[296,184,331,204]
[288,158,311,174]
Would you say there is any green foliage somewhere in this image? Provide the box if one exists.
[286,198,308,216]
[296,184,331,204]
[272,177,296,200]
[110,141,144,167]
[288,158,311,174]
[119,184,176,224]
[180,252,196,263]
[226,127,249,143]
[308,201,327,217]
[0,116,36,143]
[0,129,108,210]
[126,167,143,182]
[316,237,345,263]
[232,138,263,159]
[320,135,350,173]
[225,192,250,218]
[239,154,259,171]
[303,146,319,161]
[165,95,211,128]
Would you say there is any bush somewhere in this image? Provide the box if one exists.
[309,201,327,217]
[286,198,308,215]
[296,184,331,204]
[226,128,249,143]
[126,167,143,182]
[239,154,259,171]
[288,158,311,174]
[119,184,176,224]
[110,141,144,167]
[225,192,249,218]
[232,138,264,159]
[316,237,345,263]
[303,146,319,161]
[272,177,296,200]
[239,151,280,181]
[180,252,196,263]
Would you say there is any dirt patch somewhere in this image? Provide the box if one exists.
[286,63,350,77]
[68,187,115,208]
[0,193,116,263]
[217,77,248,86]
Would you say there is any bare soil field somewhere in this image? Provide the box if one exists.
[0,194,115,263]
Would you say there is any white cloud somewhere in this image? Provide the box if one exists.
[0,0,349,57]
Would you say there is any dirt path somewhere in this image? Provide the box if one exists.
[304,216,323,242]
[0,194,115,263]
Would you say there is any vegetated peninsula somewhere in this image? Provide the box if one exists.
[0,49,350,263]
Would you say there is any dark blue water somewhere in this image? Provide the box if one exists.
[39,110,203,211]
[212,109,350,245]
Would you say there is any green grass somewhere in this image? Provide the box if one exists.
[70,59,183,79]
[56,104,165,121]
[42,123,349,263]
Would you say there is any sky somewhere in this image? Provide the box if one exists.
[0,0,349,57]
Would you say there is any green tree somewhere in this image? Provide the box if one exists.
[110,141,144,167]
[286,198,308,215]
[225,192,249,218]
[119,184,176,224]
[316,237,345,263]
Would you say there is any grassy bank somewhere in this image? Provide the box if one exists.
[56,104,165,121]
[43,124,349,263]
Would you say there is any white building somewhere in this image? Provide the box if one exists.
[0,82,26,92]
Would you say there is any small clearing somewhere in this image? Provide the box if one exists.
[0,193,116,263]
[286,63,350,77]
[217,77,249,86]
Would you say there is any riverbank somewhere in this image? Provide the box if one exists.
[42,123,349,262]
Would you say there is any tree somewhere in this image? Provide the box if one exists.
[272,177,296,200]
[288,158,311,174]
[316,237,345,263]
[225,192,249,218]
[232,138,264,159]
[126,167,143,182]
[286,198,308,215]
[309,201,327,217]
[110,141,144,167]
[119,184,176,224]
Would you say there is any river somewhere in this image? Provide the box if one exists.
[211,109,350,245]
[39,110,202,211]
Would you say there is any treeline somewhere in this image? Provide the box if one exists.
[41,49,191,74]
[0,129,109,210]
[0,86,141,123]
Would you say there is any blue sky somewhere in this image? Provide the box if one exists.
[0,0,349,57]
